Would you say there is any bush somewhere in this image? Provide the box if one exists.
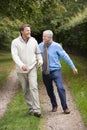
[0,17,22,50]
[57,7,87,56]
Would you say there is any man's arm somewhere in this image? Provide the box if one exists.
[57,44,78,74]
[11,41,26,70]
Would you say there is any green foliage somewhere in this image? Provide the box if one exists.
[58,7,87,56]
[0,52,14,86]
[0,17,22,50]
[0,0,87,53]
[0,0,66,50]
[39,0,66,32]
[59,7,87,31]
[0,0,45,32]
[61,0,87,17]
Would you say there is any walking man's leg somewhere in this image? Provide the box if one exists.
[43,73,58,112]
[53,70,70,114]
[28,67,41,117]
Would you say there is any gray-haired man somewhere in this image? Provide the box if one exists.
[39,30,78,114]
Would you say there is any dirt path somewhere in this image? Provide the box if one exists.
[0,69,19,118]
[40,82,87,130]
[0,69,87,130]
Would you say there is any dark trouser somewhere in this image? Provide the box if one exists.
[42,69,68,110]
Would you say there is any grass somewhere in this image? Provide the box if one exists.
[0,91,41,130]
[61,54,87,125]
[0,51,14,86]
[0,51,87,129]
[0,51,43,130]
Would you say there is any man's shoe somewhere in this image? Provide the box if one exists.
[34,112,41,117]
[52,106,57,112]
[28,111,34,115]
[64,109,70,114]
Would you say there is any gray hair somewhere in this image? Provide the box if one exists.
[43,30,53,38]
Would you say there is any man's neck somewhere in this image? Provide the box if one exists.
[22,36,30,43]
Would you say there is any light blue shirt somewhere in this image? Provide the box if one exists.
[39,41,76,71]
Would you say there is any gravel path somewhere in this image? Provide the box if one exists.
[0,69,87,130]
[40,82,87,130]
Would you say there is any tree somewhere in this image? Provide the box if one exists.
[0,0,87,51]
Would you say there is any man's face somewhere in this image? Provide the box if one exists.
[43,33,51,43]
[21,27,31,39]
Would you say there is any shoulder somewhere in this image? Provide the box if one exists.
[30,37,37,42]
[51,41,62,48]
[38,42,44,51]
[39,42,44,46]
[29,37,38,45]
[39,42,44,47]
[11,37,19,44]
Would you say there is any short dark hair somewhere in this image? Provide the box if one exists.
[19,24,30,32]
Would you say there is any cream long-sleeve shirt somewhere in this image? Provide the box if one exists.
[11,36,43,73]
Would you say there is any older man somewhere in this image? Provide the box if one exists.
[39,30,78,114]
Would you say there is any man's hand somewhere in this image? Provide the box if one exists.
[38,63,42,68]
[22,65,28,71]
[73,68,78,74]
